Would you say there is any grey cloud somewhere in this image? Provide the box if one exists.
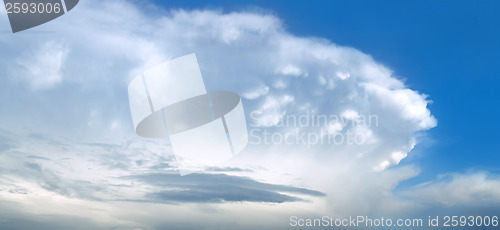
[0,132,12,153]
[127,173,325,204]
[402,172,500,207]
[206,166,253,173]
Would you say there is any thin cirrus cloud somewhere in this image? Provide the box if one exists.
[0,0,499,229]
[129,173,325,204]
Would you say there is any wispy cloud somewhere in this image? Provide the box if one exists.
[130,173,325,204]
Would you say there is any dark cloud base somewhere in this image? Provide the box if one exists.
[128,173,325,204]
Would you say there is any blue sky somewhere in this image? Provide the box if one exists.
[1,0,500,229]
[156,0,500,179]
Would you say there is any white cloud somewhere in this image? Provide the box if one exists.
[325,121,343,134]
[404,172,500,206]
[242,85,269,99]
[14,41,69,90]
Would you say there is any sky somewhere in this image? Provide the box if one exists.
[0,0,500,229]
[157,0,500,180]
